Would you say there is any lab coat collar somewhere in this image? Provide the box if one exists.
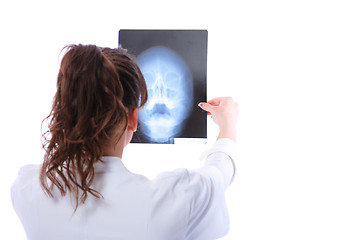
[94,156,126,173]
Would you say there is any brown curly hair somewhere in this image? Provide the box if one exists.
[40,44,147,210]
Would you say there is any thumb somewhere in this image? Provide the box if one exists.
[198,102,216,114]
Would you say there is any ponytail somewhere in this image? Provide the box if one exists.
[40,44,147,211]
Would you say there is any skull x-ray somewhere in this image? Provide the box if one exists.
[119,30,207,143]
[137,46,194,142]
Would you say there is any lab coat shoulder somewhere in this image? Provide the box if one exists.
[10,164,41,220]
[11,164,40,199]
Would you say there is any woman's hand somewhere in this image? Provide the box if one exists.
[198,97,238,142]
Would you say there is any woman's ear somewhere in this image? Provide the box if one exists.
[128,108,138,132]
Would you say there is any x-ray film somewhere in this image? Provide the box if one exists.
[119,30,207,144]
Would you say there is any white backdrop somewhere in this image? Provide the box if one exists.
[0,0,359,239]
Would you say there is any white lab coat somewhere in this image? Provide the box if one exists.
[11,138,236,240]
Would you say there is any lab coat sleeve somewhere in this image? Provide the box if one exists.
[184,138,237,240]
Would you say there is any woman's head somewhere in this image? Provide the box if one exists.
[40,44,147,209]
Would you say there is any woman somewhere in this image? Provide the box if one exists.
[11,44,238,240]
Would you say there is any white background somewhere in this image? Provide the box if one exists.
[0,0,359,239]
